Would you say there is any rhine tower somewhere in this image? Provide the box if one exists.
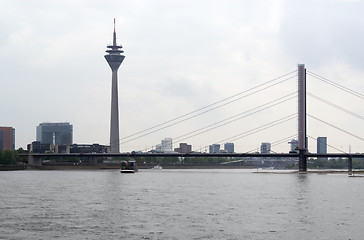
[105,19,125,153]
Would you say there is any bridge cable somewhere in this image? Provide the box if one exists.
[307,71,364,100]
[218,113,297,144]
[307,135,347,154]
[193,113,297,153]
[307,114,364,142]
[245,134,298,153]
[115,70,297,146]
[172,93,297,143]
[307,92,364,121]
[142,93,297,152]
[118,74,297,146]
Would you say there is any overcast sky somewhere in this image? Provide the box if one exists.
[1,0,364,153]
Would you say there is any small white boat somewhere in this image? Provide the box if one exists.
[151,165,163,170]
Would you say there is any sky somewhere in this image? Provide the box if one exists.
[1,0,364,153]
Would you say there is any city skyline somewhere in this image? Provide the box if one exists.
[2,1,364,153]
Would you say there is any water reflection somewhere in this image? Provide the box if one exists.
[293,173,313,234]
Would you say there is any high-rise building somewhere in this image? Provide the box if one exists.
[209,144,220,153]
[288,139,298,153]
[317,137,327,154]
[174,143,192,153]
[0,127,15,150]
[154,138,173,153]
[161,138,173,153]
[224,143,234,153]
[105,19,125,153]
[260,142,271,154]
[36,122,73,145]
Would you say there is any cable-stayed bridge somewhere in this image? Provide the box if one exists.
[25,64,364,172]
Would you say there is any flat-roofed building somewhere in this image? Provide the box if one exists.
[260,142,271,154]
[161,138,173,153]
[27,141,54,153]
[70,144,109,153]
[209,144,220,153]
[36,122,73,145]
[224,143,234,153]
[0,126,15,150]
[317,137,327,160]
[174,143,192,153]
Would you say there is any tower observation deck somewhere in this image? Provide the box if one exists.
[105,19,125,153]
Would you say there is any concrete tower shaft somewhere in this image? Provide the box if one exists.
[105,19,125,153]
[297,64,307,171]
[297,64,306,150]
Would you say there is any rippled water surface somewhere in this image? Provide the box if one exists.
[1,169,364,239]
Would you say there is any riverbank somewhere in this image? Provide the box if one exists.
[25,163,256,170]
[0,165,26,171]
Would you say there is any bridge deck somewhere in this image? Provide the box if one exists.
[20,153,364,158]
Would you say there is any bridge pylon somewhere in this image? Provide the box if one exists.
[298,64,307,171]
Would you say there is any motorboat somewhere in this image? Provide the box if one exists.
[121,160,138,173]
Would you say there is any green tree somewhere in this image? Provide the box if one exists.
[1,150,16,164]
[353,159,364,169]
[337,158,345,168]
[17,147,27,154]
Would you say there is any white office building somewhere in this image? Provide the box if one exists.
[260,142,271,154]
[161,138,173,153]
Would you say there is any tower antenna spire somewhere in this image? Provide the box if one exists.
[112,18,117,47]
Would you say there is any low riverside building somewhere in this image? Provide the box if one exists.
[55,145,70,153]
[27,142,109,154]
[27,141,54,153]
[70,144,109,153]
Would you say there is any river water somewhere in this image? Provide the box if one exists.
[1,169,363,240]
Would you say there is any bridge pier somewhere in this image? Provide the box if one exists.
[348,156,353,175]
[28,155,42,167]
[298,149,307,172]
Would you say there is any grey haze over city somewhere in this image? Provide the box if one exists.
[1,0,364,153]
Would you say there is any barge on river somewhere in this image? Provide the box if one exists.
[121,160,138,173]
